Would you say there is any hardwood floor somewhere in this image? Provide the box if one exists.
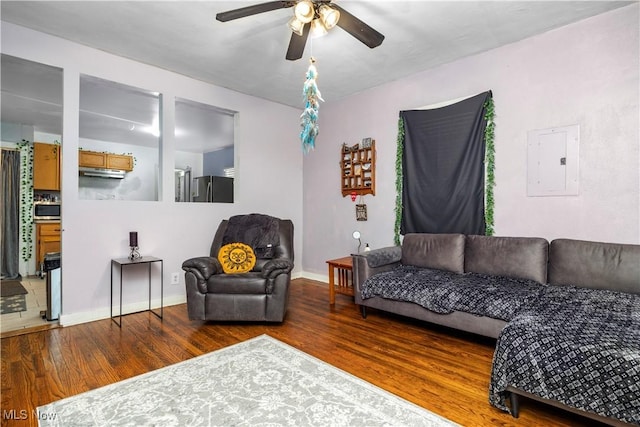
[1,278,600,426]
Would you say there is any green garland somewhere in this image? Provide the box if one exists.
[17,139,34,262]
[483,98,496,236]
[393,116,405,246]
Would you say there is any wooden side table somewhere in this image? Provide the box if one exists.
[326,256,353,305]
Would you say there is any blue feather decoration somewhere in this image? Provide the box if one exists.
[300,57,323,154]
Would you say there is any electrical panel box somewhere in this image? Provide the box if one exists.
[527,125,579,197]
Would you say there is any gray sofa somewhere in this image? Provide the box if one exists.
[352,233,640,425]
[353,233,550,338]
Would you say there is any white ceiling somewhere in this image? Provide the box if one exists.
[0,1,632,146]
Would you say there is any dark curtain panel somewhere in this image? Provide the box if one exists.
[1,150,21,279]
[400,91,492,235]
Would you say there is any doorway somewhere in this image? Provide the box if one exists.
[1,54,63,335]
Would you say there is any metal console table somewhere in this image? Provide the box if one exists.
[110,256,163,327]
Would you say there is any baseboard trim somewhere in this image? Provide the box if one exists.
[60,294,186,327]
[299,271,328,283]
[60,274,329,327]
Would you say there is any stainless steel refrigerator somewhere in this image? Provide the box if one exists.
[192,176,234,203]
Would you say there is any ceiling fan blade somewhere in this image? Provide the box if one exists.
[216,1,294,22]
[285,23,310,61]
[332,4,385,49]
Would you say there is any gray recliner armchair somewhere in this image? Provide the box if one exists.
[182,214,294,322]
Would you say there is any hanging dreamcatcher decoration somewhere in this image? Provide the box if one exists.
[300,57,324,154]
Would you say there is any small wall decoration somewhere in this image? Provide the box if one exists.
[362,137,372,148]
[356,204,368,221]
[300,57,324,154]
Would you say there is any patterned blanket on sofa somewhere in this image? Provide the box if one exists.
[360,265,547,321]
[489,285,640,424]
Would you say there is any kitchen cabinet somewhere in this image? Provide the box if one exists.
[341,140,376,197]
[106,154,133,171]
[78,150,106,168]
[36,222,61,271]
[33,142,60,190]
[78,150,133,171]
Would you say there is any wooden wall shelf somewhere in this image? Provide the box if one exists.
[341,140,375,197]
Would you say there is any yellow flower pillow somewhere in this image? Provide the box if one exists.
[218,243,256,274]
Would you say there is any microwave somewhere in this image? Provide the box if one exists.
[34,201,61,221]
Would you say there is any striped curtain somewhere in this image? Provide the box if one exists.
[1,150,21,279]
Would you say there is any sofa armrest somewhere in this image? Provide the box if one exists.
[182,256,221,282]
[352,246,401,304]
[359,246,402,268]
[261,258,294,280]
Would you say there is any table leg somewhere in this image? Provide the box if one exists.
[160,260,163,319]
[149,260,163,320]
[148,262,152,312]
[119,264,123,326]
[328,264,335,305]
[111,263,123,327]
[110,261,113,320]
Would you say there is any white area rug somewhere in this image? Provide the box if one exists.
[38,334,458,426]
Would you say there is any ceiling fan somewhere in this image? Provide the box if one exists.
[216,0,385,61]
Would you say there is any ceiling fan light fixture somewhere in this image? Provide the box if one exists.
[294,1,314,24]
[288,16,305,36]
[318,4,340,30]
[310,18,328,38]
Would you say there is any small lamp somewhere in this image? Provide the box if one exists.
[288,16,305,36]
[129,231,141,260]
[294,0,314,23]
[318,4,340,29]
[352,230,362,253]
[310,18,328,38]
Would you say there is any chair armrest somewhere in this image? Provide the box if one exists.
[182,256,221,281]
[261,258,294,279]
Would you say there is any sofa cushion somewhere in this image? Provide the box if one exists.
[548,239,640,294]
[465,235,549,284]
[401,233,465,273]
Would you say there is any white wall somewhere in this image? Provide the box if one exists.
[175,151,203,178]
[2,22,304,326]
[303,4,640,278]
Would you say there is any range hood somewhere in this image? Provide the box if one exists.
[79,167,126,179]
